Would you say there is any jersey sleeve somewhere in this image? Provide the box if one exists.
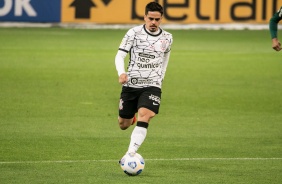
[165,34,173,53]
[162,34,173,80]
[269,6,282,39]
[118,28,135,53]
[115,50,127,76]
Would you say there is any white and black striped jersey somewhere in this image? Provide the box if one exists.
[118,24,173,88]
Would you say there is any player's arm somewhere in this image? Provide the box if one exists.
[115,29,134,84]
[115,50,128,84]
[161,51,171,80]
[269,7,282,51]
[162,37,173,80]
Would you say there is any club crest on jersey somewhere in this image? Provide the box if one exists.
[161,40,168,51]
[119,99,124,110]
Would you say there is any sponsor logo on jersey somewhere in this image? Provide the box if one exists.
[137,63,160,69]
[138,53,155,59]
[131,78,154,85]
[137,53,155,63]
[137,57,150,63]
[131,78,138,84]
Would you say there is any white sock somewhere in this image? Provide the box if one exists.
[128,125,147,154]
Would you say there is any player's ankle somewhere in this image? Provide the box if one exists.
[127,148,136,156]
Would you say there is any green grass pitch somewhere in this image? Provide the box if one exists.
[0,27,281,183]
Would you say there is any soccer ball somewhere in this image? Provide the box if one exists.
[119,153,145,176]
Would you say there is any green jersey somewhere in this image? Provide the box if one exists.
[269,6,282,39]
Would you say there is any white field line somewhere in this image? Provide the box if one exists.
[0,158,281,164]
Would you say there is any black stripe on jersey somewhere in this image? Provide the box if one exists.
[143,24,162,37]
[164,49,171,53]
[118,48,129,53]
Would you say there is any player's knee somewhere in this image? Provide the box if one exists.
[119,120,131,130]
[119,124,129,130]
[138,110,155,119]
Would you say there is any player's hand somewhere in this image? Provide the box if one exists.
[118,73,128,84]
[272,38,282,51]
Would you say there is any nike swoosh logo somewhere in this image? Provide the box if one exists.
[153,102,159,105]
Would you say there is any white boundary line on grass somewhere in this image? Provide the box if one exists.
[0,158,281,164]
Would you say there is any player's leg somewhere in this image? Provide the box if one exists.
[137,107,155,122]
[127,87,161,154]
[127,108,155,154]
[118,116,135,130]
[118,87,138,130]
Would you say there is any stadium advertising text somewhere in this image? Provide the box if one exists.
[0,0,36,17]
[62,0,282,23]
[0,0,60,22]
[131,0,282,23]
[1,0,282,23]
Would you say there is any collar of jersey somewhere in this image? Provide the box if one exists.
[143,24,162,37]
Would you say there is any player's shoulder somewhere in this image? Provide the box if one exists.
[161,28,173,39]
[132,25,144,31]
[126,25,144,36]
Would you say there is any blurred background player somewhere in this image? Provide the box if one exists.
[115,2,173,156]
[269,6,282,51]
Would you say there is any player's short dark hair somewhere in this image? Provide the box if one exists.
[145,2,163,16]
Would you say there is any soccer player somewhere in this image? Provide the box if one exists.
[269,6,282,51]
[115,2,173,156]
